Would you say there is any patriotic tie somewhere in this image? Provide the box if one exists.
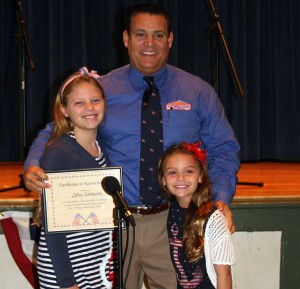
[140,76,164,209]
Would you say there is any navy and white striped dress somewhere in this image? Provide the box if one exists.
[37,134,117,289]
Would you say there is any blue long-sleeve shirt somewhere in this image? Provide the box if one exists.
[24,64,240,206]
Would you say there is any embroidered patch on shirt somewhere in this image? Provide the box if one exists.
[166,100,191,110]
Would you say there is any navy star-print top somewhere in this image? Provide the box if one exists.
[167,201,215,289]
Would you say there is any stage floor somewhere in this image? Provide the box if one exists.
[0,162,300,206]
[235,161,300,203]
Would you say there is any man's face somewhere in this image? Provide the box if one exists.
[123,13,173,75]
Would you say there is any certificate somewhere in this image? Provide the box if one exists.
[42,166,122,233]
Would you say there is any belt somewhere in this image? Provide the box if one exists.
[128,203,169,216]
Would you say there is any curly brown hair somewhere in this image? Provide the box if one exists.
[158,143,214,262]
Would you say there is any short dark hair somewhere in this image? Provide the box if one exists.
[126,3,172,34]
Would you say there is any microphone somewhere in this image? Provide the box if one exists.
[101,176,136,227]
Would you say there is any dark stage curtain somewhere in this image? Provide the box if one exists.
[1,0,300,161]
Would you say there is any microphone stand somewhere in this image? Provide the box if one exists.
[206,0,263,187]
[0,174,27,193]
[16,0,35,161]
[116,207,136,289]
[207,0,244,97]
[116,209,124,289]
[0,185,25,193]
[113,200,133,289]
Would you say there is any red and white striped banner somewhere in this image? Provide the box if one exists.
[0,211,39,288]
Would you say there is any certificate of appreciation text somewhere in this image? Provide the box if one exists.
[42,167,122,233]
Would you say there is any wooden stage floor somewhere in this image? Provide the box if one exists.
[0,162,300,206]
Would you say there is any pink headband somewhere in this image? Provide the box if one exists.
[182,141,207,163]
[60,66,101,100]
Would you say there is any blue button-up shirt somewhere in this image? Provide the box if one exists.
[24,64,240,206]
[99,64,240,205]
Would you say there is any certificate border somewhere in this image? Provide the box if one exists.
[42,166,122,234]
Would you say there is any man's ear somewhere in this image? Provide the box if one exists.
[168,31,174,48]
[123,30,129,48]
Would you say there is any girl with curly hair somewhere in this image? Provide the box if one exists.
[158,142,236,289]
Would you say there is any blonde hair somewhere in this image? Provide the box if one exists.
[158,143,214,263]
[33,69,105,226]
[47,71,105,147]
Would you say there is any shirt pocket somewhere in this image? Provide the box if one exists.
[163,109,201,144]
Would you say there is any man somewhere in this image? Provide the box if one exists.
[24,4,240,289]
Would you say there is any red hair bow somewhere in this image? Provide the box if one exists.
[182,141,207,163]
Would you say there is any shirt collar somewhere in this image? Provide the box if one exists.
[128,65,167,91]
